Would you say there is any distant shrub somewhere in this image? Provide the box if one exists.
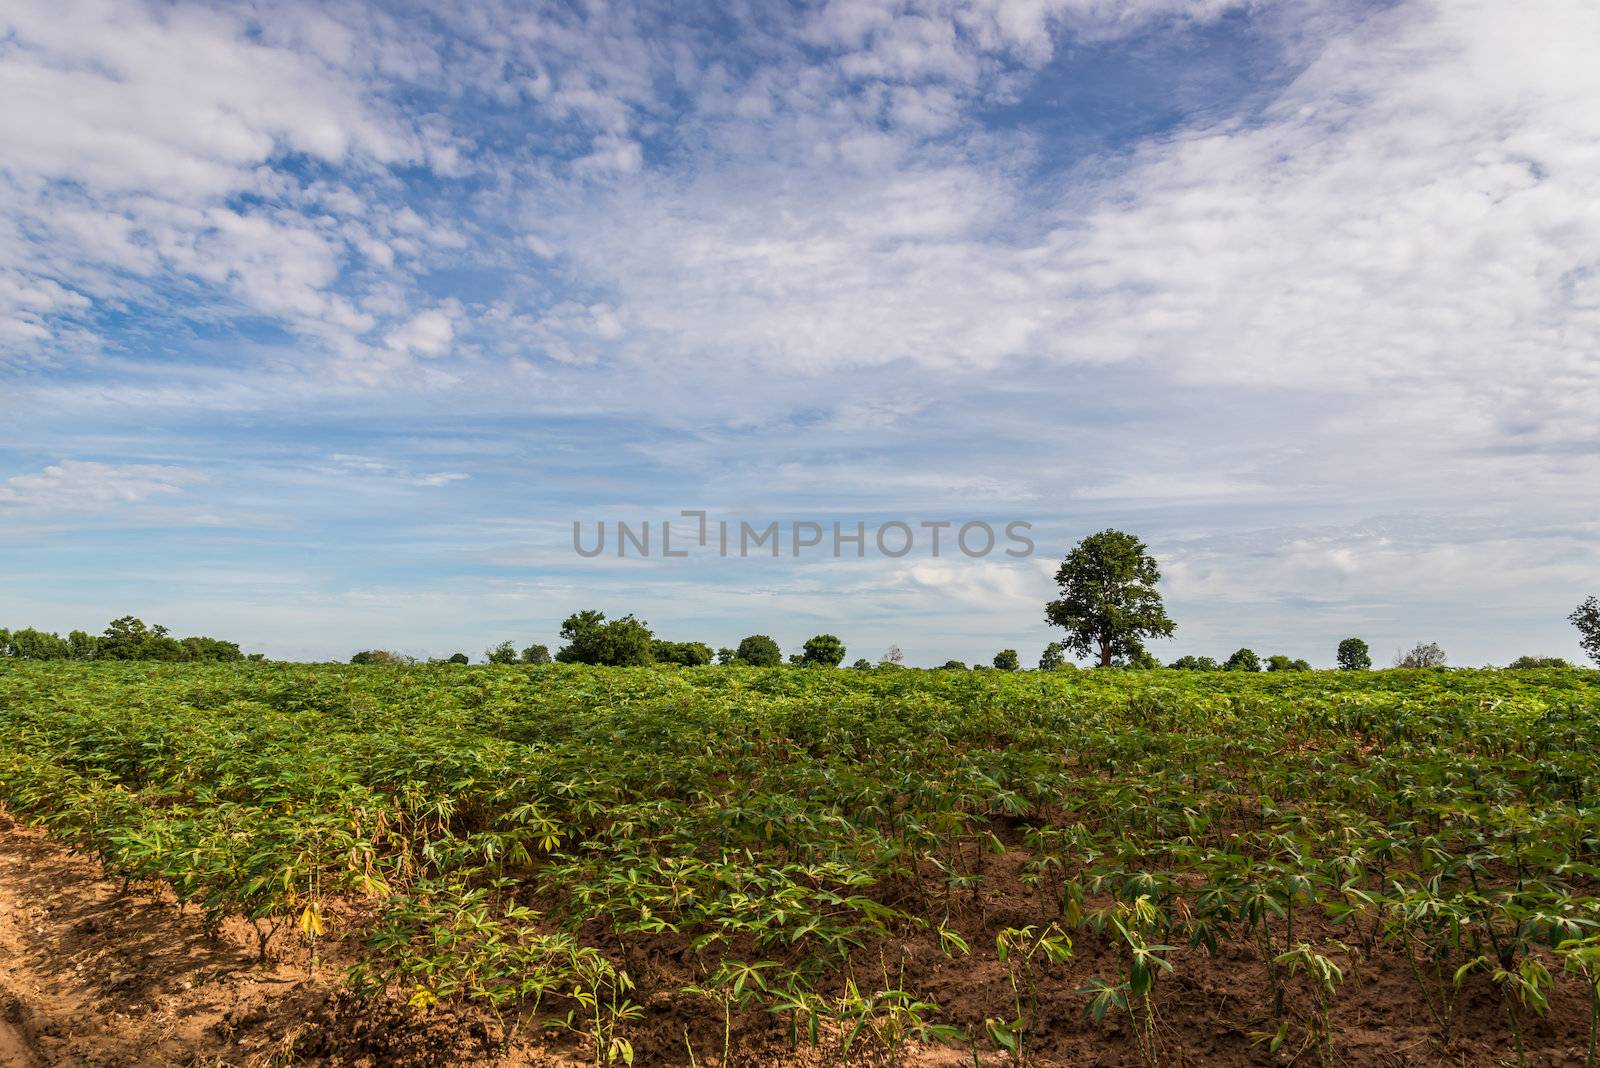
[1395,642,1447,669]
[351,650,414,665]
[993,649,1020,671]
[1507,655,1570,669]
[485,641,519,665]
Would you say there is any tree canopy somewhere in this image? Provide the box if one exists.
[555,611,654,666]
[1572,596,1600,666]
[1336,638,1371,671]
[734,634,781,667]
[801,634,845,667]
[1045,529,1175,668]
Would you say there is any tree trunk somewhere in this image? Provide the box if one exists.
[1099,639,1112,668]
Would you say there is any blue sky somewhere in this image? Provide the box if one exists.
[1,0,1597,666]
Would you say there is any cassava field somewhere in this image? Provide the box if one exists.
[2,663,1599,1067]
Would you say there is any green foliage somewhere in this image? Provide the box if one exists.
[1038,642,1067,671]
[993,649,1020,671]
[6,627,72,660]
[556,611,654,666]
[850,658,873,670]
[939,659,967,670]
[447,653,471,665]
[2,661,1599,1065]
[800,633,845,667]
[1224,648,1262,672]
[1336,637,1371,671]
[1116,648,1160,670]
[1265,655,1311,672]
[1573,596,1600,667]
[1396,641,1447,669]
[649,640,714,666]
[1509,655,1571,669]
[486,641,520,665]
[351,649,414,665]
[734,634,781,667]
[1168,655,1218,671]
[522,644,552,665]
[1045,529,1175,668]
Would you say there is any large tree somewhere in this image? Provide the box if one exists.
[1572,596,1600,666]
[801,634,846,667]
[735,634,781,667]
[1336,638,1371,671]
[1045,530,1175,668]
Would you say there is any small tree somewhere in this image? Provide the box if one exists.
[555,611,654,666]
[850,657,873,670]
[485,640,519,665]
[1224,648,1262,672]
[1045,530,1175,668]
[1266,654,1310,672]
[715,647,735,665]
[1114,648,1160,669]
[1169,654,1218,670]
[879,645,905,666]
[801,634,846,667]
[1039,642,1067,670]
[1572,596,1600,666]
[522,643,551,664]
[993,649,1020,671]
[1395,642,1447,669]
[940,659,968,670]
[735,634,781,667]
[447,652,471,665]
[1336,638,1371,671]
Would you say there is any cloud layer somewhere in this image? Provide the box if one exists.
[1,0,1597,665]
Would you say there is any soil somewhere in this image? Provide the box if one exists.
[1,814,1595,1066]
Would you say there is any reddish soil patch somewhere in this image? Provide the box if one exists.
[2,815,1596,1066]
[0,819,578,1067]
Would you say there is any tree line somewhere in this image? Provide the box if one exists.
[0,616,252,662]
[391,532,1597,671]
[347,550,1598,672]
[8,535,1596,671]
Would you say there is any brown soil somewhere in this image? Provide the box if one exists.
[2,815,1596,1066]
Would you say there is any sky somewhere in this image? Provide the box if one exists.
[1,0,1597,667]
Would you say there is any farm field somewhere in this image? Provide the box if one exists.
[2,663,1599,1066]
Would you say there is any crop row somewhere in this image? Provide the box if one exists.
[1,662,1597,1064]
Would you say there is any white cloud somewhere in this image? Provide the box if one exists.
[0,460,205,512]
